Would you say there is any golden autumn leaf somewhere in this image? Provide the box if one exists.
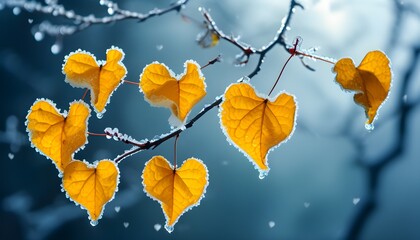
[220,83,297,179]
[62,47,127,117]
[333,50,391,129]
[26,99,90,172]
[142,156,208,233]
[63,159,119,225]
[139,60,206,127]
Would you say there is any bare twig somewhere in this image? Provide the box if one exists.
[113,96,223,163]
[200,0,304,78]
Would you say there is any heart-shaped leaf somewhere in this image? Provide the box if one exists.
[26,99,90,172]
[62,47,127,117]
[219,83,297,178]
[333,50,391,128]
[139,60,206,127]
[62,159,119,225]
[142,155,208,233]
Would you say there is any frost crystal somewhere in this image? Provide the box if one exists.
[353,198,360,205]
[114,206,121,213]
[154,223,162,231]
[90,220,98,226]
[365,123,374,131]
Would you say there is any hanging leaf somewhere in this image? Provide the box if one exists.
[219,83,297,179]
[62,47,127,117]
[333,50,391,128]
[142,156,208,233]
[26,99,90,172]
[139,60,206,127]
[62,159,119,225]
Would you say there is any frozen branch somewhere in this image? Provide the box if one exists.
[1,0,189,39]
[200,0,305,78]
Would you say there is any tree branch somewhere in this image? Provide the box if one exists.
[2,0,189,38]
[200,0,304,76]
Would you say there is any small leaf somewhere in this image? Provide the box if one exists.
[197,29,220,48]
[219,83,297,178]
[139,60,206,127]
[62,47,127,116]
[333,50,391,126]
[142,156,208,233]
[26,99,90,172]
[62,159,119,224]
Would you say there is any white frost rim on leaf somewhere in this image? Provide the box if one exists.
[62,46,127,118]
[331,50,393,129]
[218,81,298,179]
[141,156,209,233]
[61,159,120,226]
[25,98,91,174]
[139,60,206,128]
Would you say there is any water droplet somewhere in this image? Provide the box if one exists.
[114,206,121,212]
[156,45,163,51]
[365,123,374,131]
[258,170,268,179]
[13,7,21,15]
[268,221,275,228]
[90,220,98,226]
[51,43,61,54]
[154,223,162,231]
[34,32,44,41]
[304,202,310,208]
[28,19,33,24]
[165,224,174,233]
[123,222,129,228]
[96,112,103,119]
[107,7,114,15]
[8,153,14,160]
[353,198,360,205]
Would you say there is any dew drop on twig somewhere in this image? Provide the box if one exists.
[34,32,44,41]
[13,7,21,15]
[51,43,62,55]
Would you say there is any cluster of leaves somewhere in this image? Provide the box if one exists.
[25,43,392,233]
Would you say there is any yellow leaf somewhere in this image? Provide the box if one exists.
[26,99,90,172]
[142,156,208,233]
[62,47,127,117]
[220,83,297,178]
[63,159,119,225]
[139,60,206,127]
[197,30,220,48]
[333,50,391,127]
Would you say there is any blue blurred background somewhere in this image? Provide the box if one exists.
[1,0,420,239]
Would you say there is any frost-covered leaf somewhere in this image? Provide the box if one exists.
[62,159,119,225]
[139,60,206,127]
[219,83,297,178]
[62,47,126,117]
[26,99,90,172]
[333,50,391,127]
[142,156,208,233]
